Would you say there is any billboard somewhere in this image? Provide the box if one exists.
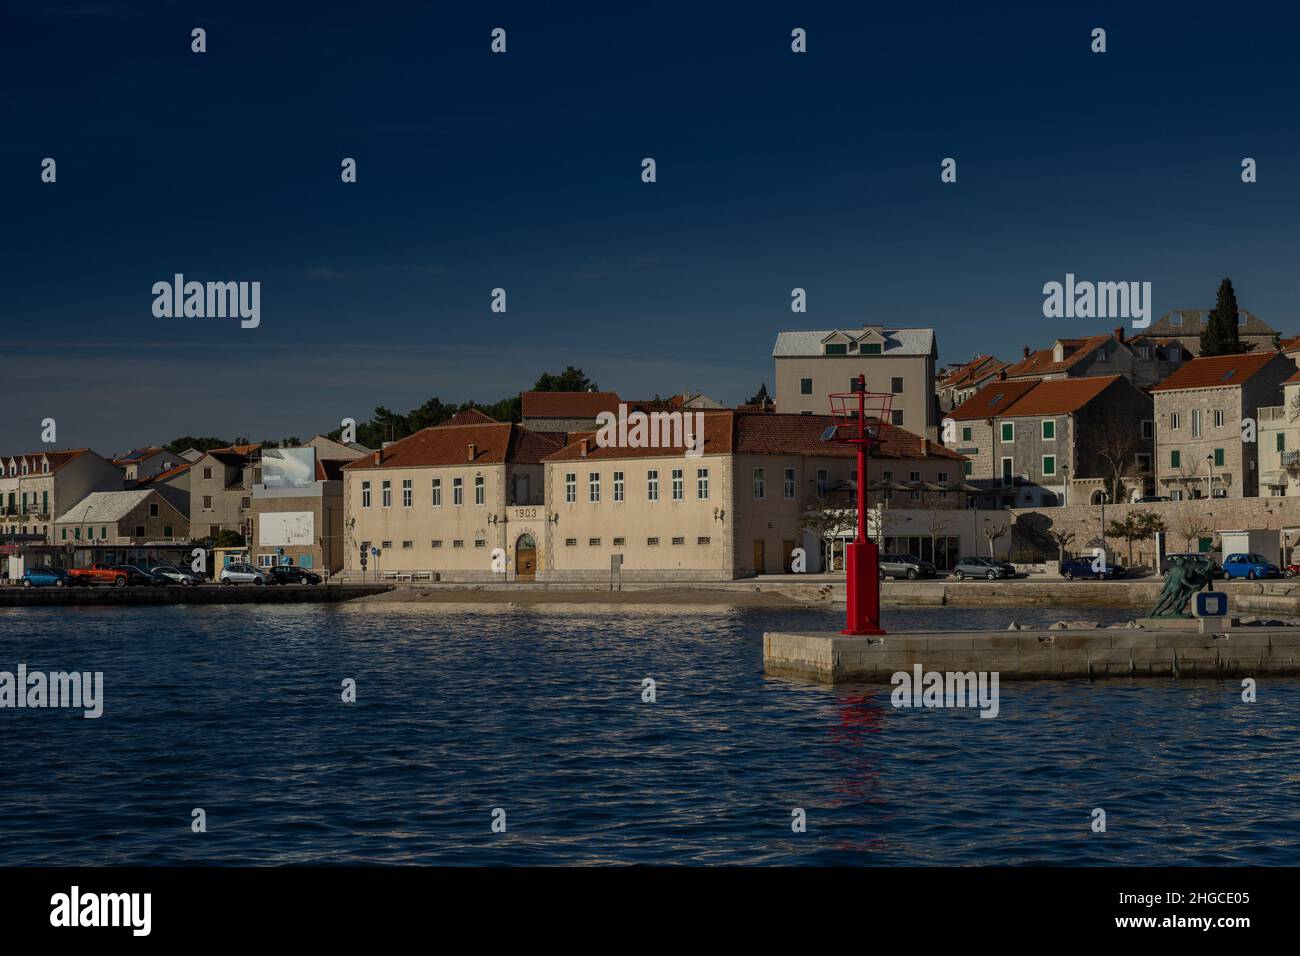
[259,512,315,547]
[262,447,316,489]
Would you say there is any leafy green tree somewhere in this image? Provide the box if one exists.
[210,529,245,548]
[746,383,772,407]
[532,367,597,393]
[1199,278,1252,356]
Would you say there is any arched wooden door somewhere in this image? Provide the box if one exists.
[515,534,537,580]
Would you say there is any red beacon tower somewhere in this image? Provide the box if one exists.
[824,375,890,636]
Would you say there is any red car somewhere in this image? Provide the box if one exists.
[1284,565,1300,578]
[67,563,129,587]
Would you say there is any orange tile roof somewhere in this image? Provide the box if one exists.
[1149,352,1284,391]
[940,355,1007,388]
[541,412,964,462]
[990,375,1122,416]
[1004,334,1127,377]
[1280,335,1300,352]
[521,391,622,419]
[947,379,1042,420]
[135,461,192,484]
[443,408,499,426]
[343,423,562,470]
[1,448,92,472]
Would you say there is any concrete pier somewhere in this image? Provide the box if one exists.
[763,621,1300,683]
[0,583,392,607]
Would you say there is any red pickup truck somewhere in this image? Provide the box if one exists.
[67,563,129,587]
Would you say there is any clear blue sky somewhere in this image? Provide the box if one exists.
[4,0,1298,453]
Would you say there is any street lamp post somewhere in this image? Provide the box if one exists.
[1206,454,1216,500]
[1099,489,1109,567]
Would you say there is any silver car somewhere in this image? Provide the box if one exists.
[878,553,937,580]
[151,565,200,586]
[219,563,267,585]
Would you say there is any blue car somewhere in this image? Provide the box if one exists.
[1222,553,1280,580]
[21,566,73,588]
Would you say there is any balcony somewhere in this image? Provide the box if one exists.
[1260,405,1288,422]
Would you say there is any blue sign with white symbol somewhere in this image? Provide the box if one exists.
[1193,590,1228,618]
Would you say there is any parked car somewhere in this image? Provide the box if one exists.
[951,556,1017,581]
[21,566,73,588]
[67,562,129,587]
[266,565,322,585]
[1284,564,1300,579]
[1059,557,1125,580]
[112,564,168,587]
[877,553,936,581]
[219,563,267,585]
[1160,553,1224,579]
[1222,553,1281,580]
[151,565,201,586]
[1135,495,1171,503]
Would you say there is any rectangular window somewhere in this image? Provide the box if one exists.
[824,343,847,355]
[697,468,709,499]
[360,482,371,508]
[961,425,973,442]
[475,475,485,506]
[1142,420,1154,439]
[1214,448,1225,467]
[647,537,659,546]
[784,468,796,499]
[203,466,213,480]
[963,460,973,477]
[816,469,828,496]
[1278,433,1286,452]
[381,480,392,508]
[432,478,442,506]
[647,470,659,501]
[1001,422,1015,442]
[1042,455,1056,476]
[565,538,577,547]
[861,343,882,355]
[402,540,413,549]
[565,472,577,503]
[672,469,684,501]
[402,479,412,508]
[475,539,486,548]
[453,477,464,506]
[613,537,626,547]
[589,472,601,503]
[164,525,173,537]
[381,540,392,550]
[1171,450,1181,468]
[432,540,442,548]
[588,537,601,547]
[800,378,813,395]
[450,539,464,549]
[149,503,159,517]
[891,410,904,426]
[101,527,107,539]
[1214,409,1225,428]
[1001,458,1013,485]
[891,377,903,394]
[672,536,685,546]
[752,467,765,499]
[1192,409,1202,438]
[1170,412,1180,430]
[613,471,624,502]
[1041,420,1055,440]
[134,525,144,538]
[697,536,711,545]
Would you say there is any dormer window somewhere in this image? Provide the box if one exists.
[1052,343,1065,362]
[20,462,28,475]
[824,343,848,355]
[860,343,882,355]
[41,461,49,473]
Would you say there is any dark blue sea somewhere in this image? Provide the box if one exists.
[1,603,1296,866]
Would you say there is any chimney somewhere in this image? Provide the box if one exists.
[580,438,589,458]
[998,369,1008,381]
[921,438,930,457]
[1022,346,1031,359]
[373,450,381,465]
[467,443,477,462]
[1113,327,1124,343]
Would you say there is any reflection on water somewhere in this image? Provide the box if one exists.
[0,602,1295,865]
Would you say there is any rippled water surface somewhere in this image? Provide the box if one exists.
[1,603,1297,865]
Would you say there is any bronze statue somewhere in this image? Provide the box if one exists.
[1149,554,1213,618]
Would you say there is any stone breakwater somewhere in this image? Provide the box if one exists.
[764,620,1300,683]
[0,584,392,607]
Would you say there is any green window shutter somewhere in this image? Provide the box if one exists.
[1042,420,1055,440]
[1214,448,1225,467]
[1278,433,1286,452]
[861,343,882,355]
[1001,423,1013,442]
[1042,456,1056,476]
[964,460,973,476]
[1171,450,1181,468]
[961,426,972,442]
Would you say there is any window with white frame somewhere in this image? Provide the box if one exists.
[589,472,600,503]
[697,468,709,499]
[381,480,392,507]
[752,467,765,499]
[453,476,464,506]
[1192,409,1202,438]
[672,468,684,501]
[475,475,485,505]
[432,478,441,506]
[647,469,659,501]
[361,481,371,508]
[1170,411,1180,430]
[613,471,624,502]
[784,468,796,499]
[402,479,412,508]
[565,472,576,503]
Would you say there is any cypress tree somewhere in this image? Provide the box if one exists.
[1199,278,1246,356]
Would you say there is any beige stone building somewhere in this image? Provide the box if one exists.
[189,443,262,540]
[1145,308,1278,357]
[1151,351,1295,499]
[1256,367,1300,496]
[1003,329,1187,391]
[539,411,968,580]
[341,420,562,581]
[53,489,189,546]
[937,355,1008,412]
[0,448,123,541]
[773,325,938,438]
